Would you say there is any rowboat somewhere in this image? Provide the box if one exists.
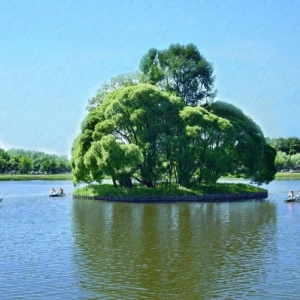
[284,197,300,202]
[49,193,65,197]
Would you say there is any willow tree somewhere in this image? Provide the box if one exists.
[83,135,143,187]
[178,106,236,185]
[206,101,276,183]
[71,84,184,187]
[72,86,275,186]
[72,42,276,187]
[252,143,277,184]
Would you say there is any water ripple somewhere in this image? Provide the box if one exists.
[1,181,300,299]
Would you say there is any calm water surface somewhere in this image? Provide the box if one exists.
[1,180,300,299]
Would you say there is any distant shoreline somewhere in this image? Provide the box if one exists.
[0,172,299,181]
[0,174,73,181]
[273,172,300,180]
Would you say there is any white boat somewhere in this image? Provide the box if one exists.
[49,193,65,198]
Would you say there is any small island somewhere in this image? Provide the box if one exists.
[70,44,276,202]
[73,183,267,203]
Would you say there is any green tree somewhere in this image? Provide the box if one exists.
[206,101,269,181]
[251,143,277,184]
[73,44,276,187]
[86,72,143,111]
[72,84,183,187]
[19,156,33,174]
[72,84,275,187]
[0,148,10,173]
[290,153,300,168]
[84,135,143,187]
[40,158,56,174]
[54,156,71,173]
[140,43,215,106]
[178,106,235,185]
[8,155,20,173]
[275,152,300,170]
[275,151,291,169]
[268,137,300,155]
[287,137,300,155]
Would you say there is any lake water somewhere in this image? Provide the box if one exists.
[1,179,300,299]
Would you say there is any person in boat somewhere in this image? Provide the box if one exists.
[288,190,295,199]
[59,187,64,194]
[51,188,56,195]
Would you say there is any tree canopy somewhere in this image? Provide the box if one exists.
[71,43,276,187]
[72,84,184,187]
[267,137,300,155]
[139,43,216,106]
[86,72,143,111]
[72,85,276,187]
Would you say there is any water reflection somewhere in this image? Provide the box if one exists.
[72,200,276,299]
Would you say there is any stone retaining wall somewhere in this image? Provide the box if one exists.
[73,191,268,203]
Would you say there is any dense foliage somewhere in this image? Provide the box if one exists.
[275,151,300,170]
[267,137,300,155]
[0,148,71,174]
[87,44,216,111]
[86,72,143,111]
[71,43,276,187]
[140,43,215,106]
[266,137,300,171]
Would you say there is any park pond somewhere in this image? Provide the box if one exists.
[1,179,300,299]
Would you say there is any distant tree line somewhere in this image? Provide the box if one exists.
[0,148,71,174]
[267,137,300,170]
[266,137,300,155]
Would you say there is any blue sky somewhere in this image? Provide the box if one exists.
[1,0,299,156]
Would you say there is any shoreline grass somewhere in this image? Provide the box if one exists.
[274,172,300,180]
[73,183,266,197]
[0,174,73,181]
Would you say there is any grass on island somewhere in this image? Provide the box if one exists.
[0,173,73,181]
[73,182,266,197]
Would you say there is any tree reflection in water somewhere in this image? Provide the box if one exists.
[72,199,276,299]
